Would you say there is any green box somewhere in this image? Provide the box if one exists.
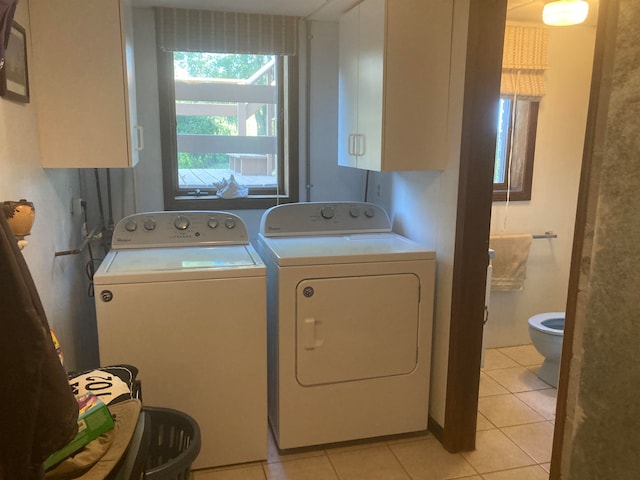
[44,394,115,470]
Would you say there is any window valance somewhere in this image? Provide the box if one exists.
[501,24,549,98]
[155,7,299,56]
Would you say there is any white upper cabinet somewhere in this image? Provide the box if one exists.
[338,0,453,171]
[29,0,141,168]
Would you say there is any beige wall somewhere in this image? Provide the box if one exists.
[0,2,98,372]
[486,24,596,348]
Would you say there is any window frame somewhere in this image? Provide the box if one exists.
[157,50,299,210]
[493,98,539,202]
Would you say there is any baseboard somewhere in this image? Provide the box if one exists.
[428,415,444,443]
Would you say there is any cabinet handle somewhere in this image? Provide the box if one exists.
[354,134,365,156]
[348,134,354,156]
[134,125,144,151]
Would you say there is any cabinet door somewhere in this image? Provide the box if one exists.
[355,0,385,171]
[123,0,141,167]
[337,5,360,168]
[382,0,452,171]
[30,0,139,168]
[337,0,453,172]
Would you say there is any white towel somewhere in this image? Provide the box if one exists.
[489,234,533,291]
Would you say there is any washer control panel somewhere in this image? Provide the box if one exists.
[260,202,391,237]
[111,211,249,249]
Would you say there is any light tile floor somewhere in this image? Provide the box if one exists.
[192,345,556,480]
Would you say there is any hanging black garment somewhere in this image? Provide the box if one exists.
[0,0,17,70]
[0,213,79,479]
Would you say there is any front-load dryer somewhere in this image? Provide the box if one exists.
[94,211,266,469]
[256,202,435,449]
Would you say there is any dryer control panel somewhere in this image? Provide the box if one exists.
[111,211,249,249]
[260,202,391,237]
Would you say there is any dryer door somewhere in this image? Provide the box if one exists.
[296,273,420,386]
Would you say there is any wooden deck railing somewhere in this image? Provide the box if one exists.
[175,59,278,184]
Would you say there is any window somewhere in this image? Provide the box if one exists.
[158,51,298,210]
[154,8,299,210]
[493,97,539,201]
[495,24,547,202]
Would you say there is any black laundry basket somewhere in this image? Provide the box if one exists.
[143,407,201,480]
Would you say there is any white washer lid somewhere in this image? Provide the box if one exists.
[258,232,435,266]
[94,245,265,284]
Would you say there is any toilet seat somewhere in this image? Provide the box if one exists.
[528,312,564,336]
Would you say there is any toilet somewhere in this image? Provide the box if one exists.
[528,311,564,387]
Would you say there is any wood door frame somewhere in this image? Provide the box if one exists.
[440,0,508,452]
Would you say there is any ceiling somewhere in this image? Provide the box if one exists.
[130,0,359,21]
[131,0,599,25]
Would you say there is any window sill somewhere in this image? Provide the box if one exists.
[492,190,531,202]
[165,195,296,211]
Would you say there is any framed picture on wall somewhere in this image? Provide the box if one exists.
[0,21,29,103]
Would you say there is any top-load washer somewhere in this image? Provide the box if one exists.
[94,211,266,469]
[256,202,435,449]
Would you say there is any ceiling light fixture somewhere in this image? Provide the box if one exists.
[542,0,589,26]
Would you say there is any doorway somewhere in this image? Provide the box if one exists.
[442,1,604,480]
[480,4,598,473]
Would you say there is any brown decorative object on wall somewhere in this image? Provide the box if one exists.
[0,21,29,103]
[2,199,35,238]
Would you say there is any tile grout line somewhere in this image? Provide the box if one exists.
[195,347,555,478]
[488,348,555,473]
[322,448,342,480]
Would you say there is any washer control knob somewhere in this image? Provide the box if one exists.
[143,218,156,231]
[225,217,236,229]
[174,215,190,231]
[350,206,361,218]
[364,207,376,218]
[124,220,137,232]
[321,206,335,219]
[208,217,219,229]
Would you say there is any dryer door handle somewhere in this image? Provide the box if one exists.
[304,318,323,350]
